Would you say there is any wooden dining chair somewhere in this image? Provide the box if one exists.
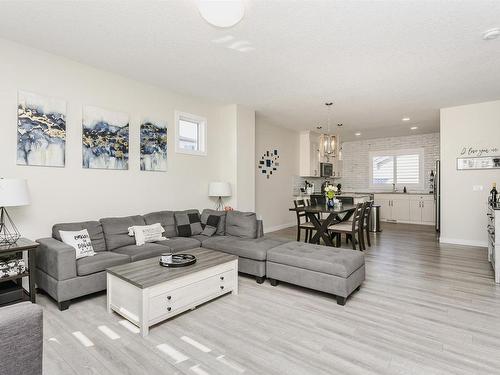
[328,202,366,250]
[361,201,374,248]
[293,199,315,242]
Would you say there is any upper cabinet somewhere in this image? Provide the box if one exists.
[299,131,341,177]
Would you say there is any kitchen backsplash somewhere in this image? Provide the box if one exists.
[292,176,331,195]
[338,132,440,192]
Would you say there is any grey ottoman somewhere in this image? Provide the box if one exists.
[266,242,365,305]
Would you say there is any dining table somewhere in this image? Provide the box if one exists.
[289,204,357,247]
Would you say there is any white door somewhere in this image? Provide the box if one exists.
[392,198,410,221]
[421,200,435,224]
[409,199,422,222]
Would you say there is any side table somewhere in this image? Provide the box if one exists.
[0,238,38,305]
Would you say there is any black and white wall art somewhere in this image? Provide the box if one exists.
[82,106,129,170]
[140,119,168,172]
[258,149,279,179]
[17,90,66,167]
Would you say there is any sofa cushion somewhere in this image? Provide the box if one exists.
[52,221,106,252]
[267,242,365,278]
[143,211,177,238]
[155,237,201,252]
[225,211,258,239]
[113,243,169,262]
[201,215,221,237]
[201,236,286,261]
[76,252,129,276]
[200,209,226,235]
[100,216,145,251]
[174,210,203,237]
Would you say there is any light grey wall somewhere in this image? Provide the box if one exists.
[255,116,299,232]
[0,38,245,239]
[440,100,500,247]
[339,133,440,192]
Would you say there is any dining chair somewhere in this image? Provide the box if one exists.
[328,202,366,250]
[293,199,315,242]
[361,201,374,248]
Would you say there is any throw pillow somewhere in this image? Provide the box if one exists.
[59,229,96,259]
[201,215,221,237]
[175,212,203,237]
[128,223,167,246]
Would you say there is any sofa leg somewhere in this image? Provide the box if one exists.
[256,276,266,284]
[58,300,71,311]
[336,296,346,306]
[270,279,279,287]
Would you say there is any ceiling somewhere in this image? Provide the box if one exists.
[0,0,499,141]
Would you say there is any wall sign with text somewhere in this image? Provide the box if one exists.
[457,146,500,170]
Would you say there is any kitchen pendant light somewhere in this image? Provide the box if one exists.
[319,102,336,162]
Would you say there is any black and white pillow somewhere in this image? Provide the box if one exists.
[175,212,203,237]
[59,229,96,259]
[201,215,221,237]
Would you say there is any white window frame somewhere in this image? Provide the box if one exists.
[369,148,424,190]
[175,111,207,156]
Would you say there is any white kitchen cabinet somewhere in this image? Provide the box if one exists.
[374,194,434,225]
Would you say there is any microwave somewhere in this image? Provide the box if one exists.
[320,162,334,177]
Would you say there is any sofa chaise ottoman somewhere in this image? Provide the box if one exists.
[266,242,365,305]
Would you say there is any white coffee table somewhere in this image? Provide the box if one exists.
[106,248,238,336]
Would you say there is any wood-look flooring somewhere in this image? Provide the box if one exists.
[40,223,500,375]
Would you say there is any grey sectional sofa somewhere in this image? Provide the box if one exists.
[36,209,284,310]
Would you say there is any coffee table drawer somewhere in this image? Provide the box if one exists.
[149,270,235,320]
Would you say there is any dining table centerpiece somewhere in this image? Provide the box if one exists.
[324,184,338,208]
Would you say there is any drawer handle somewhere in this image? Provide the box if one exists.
[167,307,171,312]
[167,296,171,300]
[220,276,224,281]
[220,285,224,290]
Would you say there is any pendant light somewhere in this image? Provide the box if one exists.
[319,102,336,161]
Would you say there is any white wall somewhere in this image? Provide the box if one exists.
[255,116,299,232]
[0,38,253,239]
[440,100,500,247]
[340,133,440,192]
[236,105,256,212]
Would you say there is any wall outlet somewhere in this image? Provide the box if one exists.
[472,185,483,191]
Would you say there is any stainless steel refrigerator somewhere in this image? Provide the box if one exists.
[434,160,441,232]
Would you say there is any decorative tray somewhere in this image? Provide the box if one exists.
[159,254,196,268]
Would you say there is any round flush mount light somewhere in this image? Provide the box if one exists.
[410,126,418,130]
[337,123,343,127]
[355,132,361,136]
[482,28,500,40]
[402,117,410,122]
[198,0,245,28]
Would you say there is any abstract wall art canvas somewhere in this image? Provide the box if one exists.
[17,91,66,167]
[258,149,279,179]
[140,119,168,171]
[82,106,129,170]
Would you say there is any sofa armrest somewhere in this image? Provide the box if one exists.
[36,237,76,280]
[0,302,43,375]
[257,219,264,238]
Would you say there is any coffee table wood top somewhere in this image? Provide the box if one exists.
[107,248,237,289]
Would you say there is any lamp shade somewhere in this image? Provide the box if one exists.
[208,182,232,197]
[0,178,30,207]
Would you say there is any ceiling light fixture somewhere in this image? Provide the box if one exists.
[355,132,361,136]
[402,117,410,122]
[198,0,245,28]
[319,102,336,162]
[410,126,418,130]
[482,28,500,40]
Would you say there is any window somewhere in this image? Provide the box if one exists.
[369,148,424,189]
[175,111,207,155]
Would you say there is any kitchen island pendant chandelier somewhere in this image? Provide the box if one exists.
[319,102,336,162]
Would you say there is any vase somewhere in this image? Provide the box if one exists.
[327,198,335,208]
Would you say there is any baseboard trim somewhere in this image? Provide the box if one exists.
[439,237,488,248]
[265,222,295,233]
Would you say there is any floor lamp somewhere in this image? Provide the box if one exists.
[208,182,232,211]
[0,178,30,245]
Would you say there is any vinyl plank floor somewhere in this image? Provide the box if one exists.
[40,223,500,374]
